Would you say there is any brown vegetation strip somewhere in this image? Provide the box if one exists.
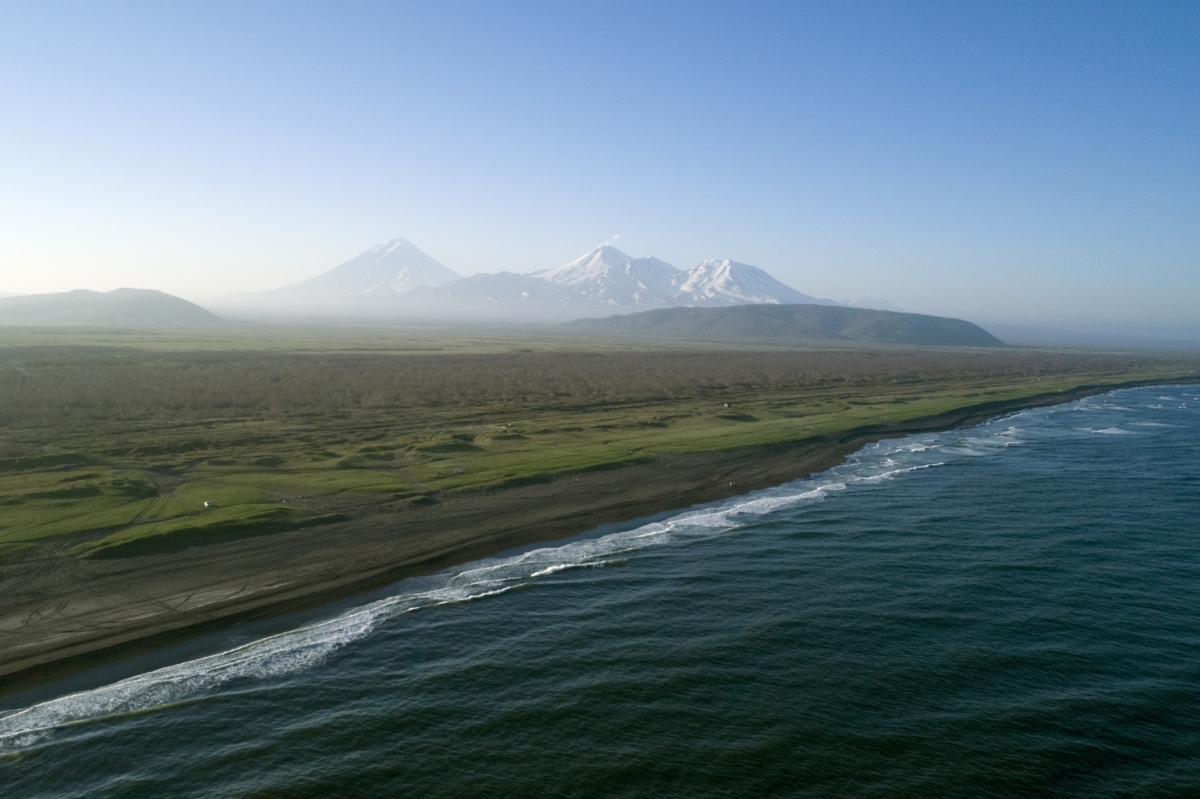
[0,346,1174,426]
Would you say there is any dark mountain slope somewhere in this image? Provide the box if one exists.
[566,304,1004,347]
[0,289,223,327]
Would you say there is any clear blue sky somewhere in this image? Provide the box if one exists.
[1,1,1197,334]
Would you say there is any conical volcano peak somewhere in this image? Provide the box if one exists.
[590,244,635,263]
[277,239,461,296]
[671,259,835,307]
[373,238,418,254]
[537,245,637,279]
[535,245,676,284]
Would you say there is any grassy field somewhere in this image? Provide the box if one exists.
[2,326,1197,562]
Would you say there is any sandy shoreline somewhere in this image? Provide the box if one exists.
[0,379,1188,698]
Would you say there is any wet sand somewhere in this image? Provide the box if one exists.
[0,382,1178,696]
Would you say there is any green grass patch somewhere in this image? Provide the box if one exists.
[0,331,1195,564]
[576,454,656,473]
[75,504,349,559]
[417,442,484,453]
[0,453,93,472]
[234,469,414,495]
[489,473,558,490]
[26,484,104,499]
[0,541,36,562]
[1,496,158,545]
[136,481,271,523]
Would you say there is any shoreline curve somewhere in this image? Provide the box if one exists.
[1,378,1194,699]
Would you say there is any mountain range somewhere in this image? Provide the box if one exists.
[0,247,1001,346]
[224,240,838,320]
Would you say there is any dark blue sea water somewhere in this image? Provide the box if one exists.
[3,385,1199,797]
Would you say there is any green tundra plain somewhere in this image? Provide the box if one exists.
[2,325,1197,563]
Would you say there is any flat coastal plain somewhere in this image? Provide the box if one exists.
[2,326,1198,694]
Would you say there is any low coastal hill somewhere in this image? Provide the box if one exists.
[0,288,223,327]
[566,304,1005,347]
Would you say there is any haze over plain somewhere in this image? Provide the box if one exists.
[0,2,1197,340]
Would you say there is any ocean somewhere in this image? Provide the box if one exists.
[3,384,1199,797]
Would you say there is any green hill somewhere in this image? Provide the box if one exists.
[0,289,223,327]
[566,304,1004,347]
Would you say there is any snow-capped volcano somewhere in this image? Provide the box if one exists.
[529,246,680,306]
[277,239,461,296]
[427,245,835,310]
[671,259,826,306]
[225,240,839,321]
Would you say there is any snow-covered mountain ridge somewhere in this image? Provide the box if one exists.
[265,241,836,310]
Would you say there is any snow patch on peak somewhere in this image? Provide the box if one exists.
[672,259,838,307]
[516,247,836,309]
[278,239,461,296]
[527,246,680,306]
[533,246,671,283]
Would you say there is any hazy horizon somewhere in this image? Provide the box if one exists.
[1,2,1197,339]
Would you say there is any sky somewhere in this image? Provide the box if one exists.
[1,1,1197,335]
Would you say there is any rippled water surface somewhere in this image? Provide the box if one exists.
[4,385,1200,797]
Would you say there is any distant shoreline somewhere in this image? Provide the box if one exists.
[2,377,1196,699]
